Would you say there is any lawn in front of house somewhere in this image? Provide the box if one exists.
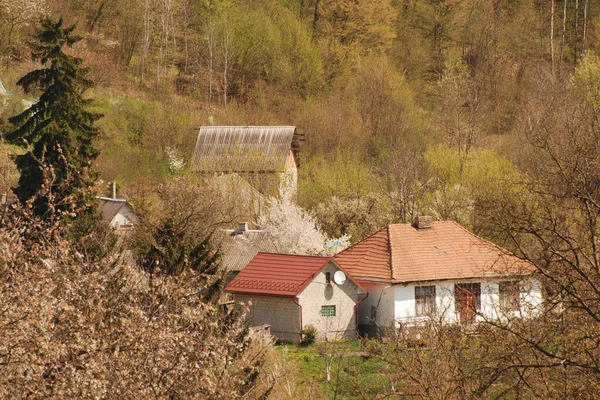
[275,339,395,398]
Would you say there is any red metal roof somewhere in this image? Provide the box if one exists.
[334,221,536,283]
[224,252,331,297]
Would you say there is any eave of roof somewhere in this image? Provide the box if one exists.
[335,221,536,284]
[333,227,393,281]
[224,252,332,297]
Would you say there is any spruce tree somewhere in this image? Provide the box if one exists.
[6,17,100,219]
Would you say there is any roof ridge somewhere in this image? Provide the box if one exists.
[445,220,533,265]
[200,125,296,129]
[256,251,331,259]
[334,226,388,256]
[387,225,395,281]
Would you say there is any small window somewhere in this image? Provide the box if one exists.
[321,305,336,317]
[499,281,520,311]
[325,272,331,284]
[415,285,436,316]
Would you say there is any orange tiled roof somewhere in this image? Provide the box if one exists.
[224,252,332,297]
[333,228,392,281]
[334,221,535,283]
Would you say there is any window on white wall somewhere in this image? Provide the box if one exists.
[415,285,436,315]
[321,305,336,317]
[499,281,520,311]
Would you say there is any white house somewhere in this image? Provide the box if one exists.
[334,218,542,334]
[224,252,367,342]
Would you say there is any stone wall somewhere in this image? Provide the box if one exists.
[235,294,301,342]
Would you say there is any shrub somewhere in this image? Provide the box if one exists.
[300,324,317,346]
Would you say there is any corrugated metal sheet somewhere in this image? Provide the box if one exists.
[191,126,296,172]
[224,252,331,297]
[335,221,536,283]
[216,230,277,273]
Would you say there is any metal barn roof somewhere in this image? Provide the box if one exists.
[191,126,299,173]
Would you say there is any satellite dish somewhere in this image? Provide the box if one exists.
[333,271,346,285]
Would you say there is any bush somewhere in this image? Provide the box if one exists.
[300,324,317,346]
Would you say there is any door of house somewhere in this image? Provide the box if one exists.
[455,283,481,324]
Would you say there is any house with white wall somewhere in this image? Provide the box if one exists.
[224,252,367,342]
[334,218,542,334]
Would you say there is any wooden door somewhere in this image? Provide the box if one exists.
[455,283,481,324]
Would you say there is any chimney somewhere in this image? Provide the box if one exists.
[112,181,117,199]
[413,215,433,229]
[238,222,248,233]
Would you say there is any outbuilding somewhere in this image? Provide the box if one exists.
[224,252,367,342]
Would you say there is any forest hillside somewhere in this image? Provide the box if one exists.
[2,0,599,242]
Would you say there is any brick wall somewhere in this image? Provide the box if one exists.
[235,294,301,342]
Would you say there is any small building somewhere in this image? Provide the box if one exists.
[334,218,542,334]
[224,252,367,342]
[191,126,301,173]
[191,126,303,201]
[97,197,137,231]
[216,222,276,284]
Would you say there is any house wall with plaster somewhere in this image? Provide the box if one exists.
[298,261,365,340]
[364,277,543,328]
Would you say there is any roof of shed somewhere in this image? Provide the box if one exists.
[224,252,332,297]
[334,221,536,283]
[216,230,277,273]
[97,197,127,222]
[191,126,296,172]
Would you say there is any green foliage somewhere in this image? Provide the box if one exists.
[572,51,600,109]
[137,218,223,302]
[423,144,524,224]
[300,324,317,346]
[299,150,389,239]
[130,177,229,302]
[6,17,100,218]
[228,1,324,97]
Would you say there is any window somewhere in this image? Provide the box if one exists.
[415,286,436,316]
[499,281,520,311]
[325,272,331,284]
[321,305,336,317]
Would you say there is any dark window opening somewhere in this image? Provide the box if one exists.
[499,281,520,311]
[415,285,436,315]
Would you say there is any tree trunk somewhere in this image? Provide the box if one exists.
[550,0,555,75]
[574,0,579,64]
[222,25,230,108]
[559,0,567,70]
[206,20,215,106]
[141,0,152,83]
[583,0,589,52]
[87,1,106,32]
[312,0,321,40]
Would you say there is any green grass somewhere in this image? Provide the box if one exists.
[276,340,392,398]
